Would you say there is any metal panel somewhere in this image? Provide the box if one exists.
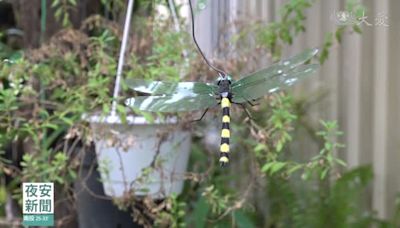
[198,0,398,218]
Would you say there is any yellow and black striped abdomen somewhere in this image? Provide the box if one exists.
[219,97,231,167]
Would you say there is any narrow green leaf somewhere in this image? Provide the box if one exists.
[335,158,347,167]
[261,162,274,173]
[287,164,303,174]
[254,143,266,152]
[193,197,209,228]
[233,210,255,228]
[271,162,286,174]
[320,168,329,180]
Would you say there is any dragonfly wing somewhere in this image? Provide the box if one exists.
[231,48,318,90]
[125,93,218,112]
[125,79,218,96]
[232,64,319,103]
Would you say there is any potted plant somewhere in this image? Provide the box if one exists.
[85,0,195,200]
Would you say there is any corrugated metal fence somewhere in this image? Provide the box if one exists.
[194,0,399,218]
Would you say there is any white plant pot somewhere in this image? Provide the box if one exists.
[86,115,191,199]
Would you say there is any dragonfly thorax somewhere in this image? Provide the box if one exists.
[217,79,231,97]
[217,74,232,97]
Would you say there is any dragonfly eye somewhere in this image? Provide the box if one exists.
[216,74,232,85]
[225,75,233,84]
[216,75,225,85]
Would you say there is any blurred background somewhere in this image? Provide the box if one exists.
[0,0,399,227]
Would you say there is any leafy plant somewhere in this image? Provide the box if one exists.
[155,194,187,228]
[21,152,76,184]
[302,120,346,180]
[52,0,77,27]
[263,165,387,228]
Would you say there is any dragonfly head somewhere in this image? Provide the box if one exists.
[216,74,233,85]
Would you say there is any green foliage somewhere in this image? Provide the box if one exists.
[201,185,230,215]
[0,15,124,217]
[100,0,125,20]
[250,94,297,163]
[21,152,76,184]
[235,0,312,60]
[302,120,346,180]
[0,41,22,61]
[320,0,365,63]
[232,210,256,228]
[51,0,77,27]
[190,197,209,228]
[125,24,192,82]
[155,194,187,228]
[234,0,365,64]
[260,118,346,180]
[263,165,387,228]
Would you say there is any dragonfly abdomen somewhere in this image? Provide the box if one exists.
[219,97,231,167]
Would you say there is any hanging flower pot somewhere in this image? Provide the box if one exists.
[80,0,194,200]
[86,114,191,199]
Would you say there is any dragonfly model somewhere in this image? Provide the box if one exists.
[125,48,319,167]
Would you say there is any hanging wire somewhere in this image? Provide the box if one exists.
[188,0,227,78]
[111,0,135,116]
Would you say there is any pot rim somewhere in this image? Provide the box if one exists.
[82,113,178,125]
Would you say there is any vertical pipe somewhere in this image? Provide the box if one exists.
[342,21,361,167]
[169,0,181,33]
[168,0,189,79]
[111,0,135,116]
[373,0,389,218]
[40,0,46,43]
[40,0,47,148]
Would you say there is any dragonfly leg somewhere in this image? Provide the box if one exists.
[247,99,260,106]
[191,108,209,122]
[239,103,254,120]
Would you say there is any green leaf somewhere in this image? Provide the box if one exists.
[60,116,74,126]
[262,161,286,174]
[68,0,77,6]
[319,32,333,64]
[139,111,155,123]
[233,210,255,228]
[42,123,58,130]
[254,143,266,152]
[197,0,208,11]
[335,158,347,167]
[193,197,209,228]
[116,104,127,124]
[335,26,345,43]
[68,169,77,179]
[51,0,60,8]
[62,13,70,27]
[261,162,274,173]
[271,162,286,174]
[352,25,362,34]
[54,8,63,19]
[276,141,284,152]
[287,164,303,174]
[320,168,329,180]
[324,142,333,151]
